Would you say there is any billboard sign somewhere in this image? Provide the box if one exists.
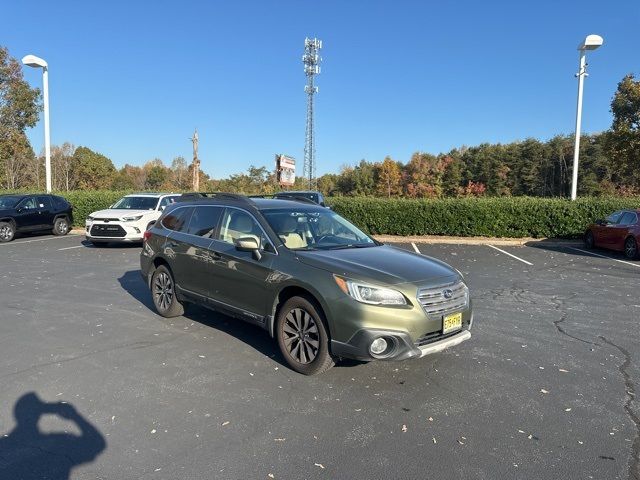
[276,154,296,186]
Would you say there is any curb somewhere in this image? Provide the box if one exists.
[373,235,583,247]
[69,227,582,248]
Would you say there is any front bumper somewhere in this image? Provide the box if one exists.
[85,222,144,242]
[330,306,473,362]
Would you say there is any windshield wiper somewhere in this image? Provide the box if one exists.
[324,243,376,250]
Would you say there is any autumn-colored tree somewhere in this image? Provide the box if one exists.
[375,157,402,198]
[0,46,41,189]
[606,74,640,188]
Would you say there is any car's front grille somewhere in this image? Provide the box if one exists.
[94,218,120,222]
[417,281,468,317]
[90,224,126,237]
[415,330,460,347]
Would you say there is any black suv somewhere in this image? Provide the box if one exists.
[0,194,73,242]
[273,191,327,207]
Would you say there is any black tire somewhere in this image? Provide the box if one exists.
[584,230,595,249]
[151,265,184,318]
[276,296,335,375]
[53,217,70,236]
[0,221,15,242]
[624,237,638,260]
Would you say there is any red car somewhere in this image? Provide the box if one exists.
[584,209,640,259]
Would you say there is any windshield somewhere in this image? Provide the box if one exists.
[111,196,158,210]
[0,196,20,209]
[263,208,376,250]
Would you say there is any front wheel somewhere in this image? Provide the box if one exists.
[276,296,334,375]
[584,230,595,249]
[0,222,15,242]
[53,217,70,236]
[624,237,638,260]
[151,265,184,318]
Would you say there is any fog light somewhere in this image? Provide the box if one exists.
[370,337,388,355]
[133,227,141,233]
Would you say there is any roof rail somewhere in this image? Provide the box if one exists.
[176,192,253,204]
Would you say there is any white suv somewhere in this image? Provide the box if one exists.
[85,193,180,245]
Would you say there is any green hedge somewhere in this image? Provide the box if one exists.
[2,190,638,237]
[327,196,640,238]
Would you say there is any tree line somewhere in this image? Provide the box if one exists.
[2,44,639,197]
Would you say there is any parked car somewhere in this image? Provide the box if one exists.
[0,194,73,242]
[273,190,327,207]
[85,193,180,245]
[584,209,640,259]
[140,193,473,375]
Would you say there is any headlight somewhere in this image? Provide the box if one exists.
[86,216,94,222]
[122,215,143,222]
[334,275,407,306]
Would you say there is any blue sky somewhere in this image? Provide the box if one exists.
[5,0,638,178]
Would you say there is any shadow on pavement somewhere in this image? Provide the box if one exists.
[527,241,640,264]
[0,392,106,480]
[117,270,367,370]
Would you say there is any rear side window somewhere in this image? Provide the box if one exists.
[186,206,223,238]
[37,196,52,209]
[161,207,192,232]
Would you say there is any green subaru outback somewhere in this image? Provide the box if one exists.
[140,194,473,375]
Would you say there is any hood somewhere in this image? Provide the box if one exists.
[296,244,459,286]
[90,209,153,219]
[0,207,15,216]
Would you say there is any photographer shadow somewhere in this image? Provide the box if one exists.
[0,392,106,480]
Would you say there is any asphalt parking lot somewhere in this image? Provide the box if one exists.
[0,233,638,479]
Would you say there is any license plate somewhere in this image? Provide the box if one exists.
[443,312,462,334]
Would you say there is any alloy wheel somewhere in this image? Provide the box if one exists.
[153,272,174,311]
[625,238,637,259]
[0,225,13,241]
[282,308,320,364]
[58,220,68,234]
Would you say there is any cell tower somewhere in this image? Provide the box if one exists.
[302,37,322,189]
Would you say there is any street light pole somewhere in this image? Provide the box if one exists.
[570,35,603,201]
[22,55,51,193]
[571,50,587,201]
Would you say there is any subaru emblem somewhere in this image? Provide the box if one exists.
[443,289,453,299]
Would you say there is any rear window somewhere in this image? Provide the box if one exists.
[52,196,70,210]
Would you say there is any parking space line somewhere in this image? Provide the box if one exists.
[411,242,421,254]
[487,244,533,266]
[0,234,80,246]
[58,245,85,251]
[568,247,640,268]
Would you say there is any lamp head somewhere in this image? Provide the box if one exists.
[578,34,603,51]
[22,54,48,69]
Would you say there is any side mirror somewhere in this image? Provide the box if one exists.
[16,207,23,213]
[235,236,262,260]
[595,219,606,226]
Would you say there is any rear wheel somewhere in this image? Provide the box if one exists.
[276,296,334,375]
[53,217,70,236]
[624,237,638,260]
[151,265,184,317]
[0,222,15,242]
[584,230,595,249]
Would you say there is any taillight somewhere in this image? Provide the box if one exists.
[143,230,152,242]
